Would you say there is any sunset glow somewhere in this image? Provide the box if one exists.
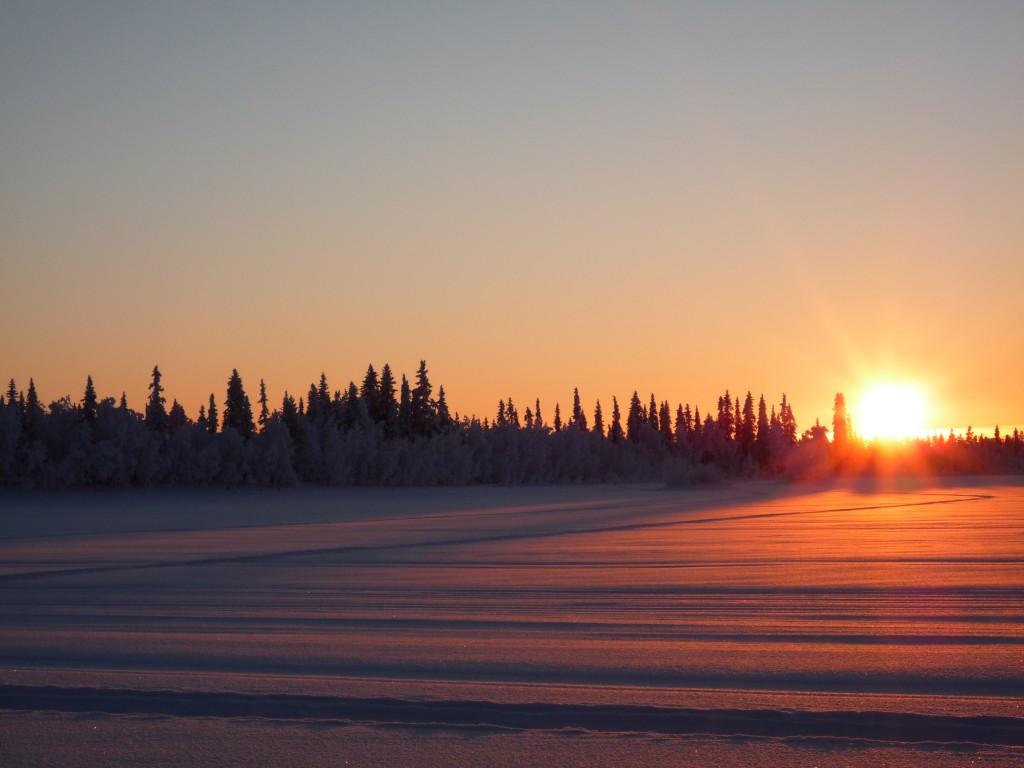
[856,385,927,440]
[2,6,1023,767]
[2,5,1023,432]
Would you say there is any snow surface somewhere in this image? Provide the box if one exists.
[1,480,1023,765]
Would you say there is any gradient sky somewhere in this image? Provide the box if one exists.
[3,2,1022,433]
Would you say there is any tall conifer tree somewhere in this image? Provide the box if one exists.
[145,366,168,434]
[207,393,219,435]
[738,391,756,450]
[756,395,770,449]
[659,401,672,444]
[378,364,398,432]
[609,396,624,443]
[360,365,380,420]
[168,400,189,430]
[780,393,797,445]
[571,388,587,431]
[81,375,98,425]
[626,391,644,443]
[436,385,452,431]
[25,378,43,436]
[223,369,255,438]
[258,379,269,430]
[410,360,434,437]
[718,390,734,439]
[398,375,412,438]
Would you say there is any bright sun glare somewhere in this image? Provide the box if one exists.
[856,385,927,440]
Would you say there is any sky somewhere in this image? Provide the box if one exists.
[2,2,1022,434]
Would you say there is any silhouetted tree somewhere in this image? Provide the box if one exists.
[553,403,562,432]
[80,375,98,425]
[360,365,379,421]
[223,370,254,438]
[378,364,398,435]
[717,390,734,440]
[780,393,797,445]
[398,375,412,438]
[317,373,331,416]
[658,401,672,445]
[626,391,644,443]
[609,396,624,444]
[145,366,168,434]
[168,400,190,431]
[756,395,770,455]
[281,391,298,440]
[504,396,518,429]
[738,391,756,451]
[570,388,587,431]
[258,379,269,430]
[305,382,320,423]
[410,360,435,438]
[207,393,219,435]
[804,418,829,443]
[592,399,604,437]
[346,380,371,429]
[24,378,43,440]
[437,385,453,431]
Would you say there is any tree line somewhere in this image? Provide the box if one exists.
[1,363,1021,488]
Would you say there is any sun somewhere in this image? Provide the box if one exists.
[856,385,927,440]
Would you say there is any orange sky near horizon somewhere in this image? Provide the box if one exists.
[2,4,1022,435]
